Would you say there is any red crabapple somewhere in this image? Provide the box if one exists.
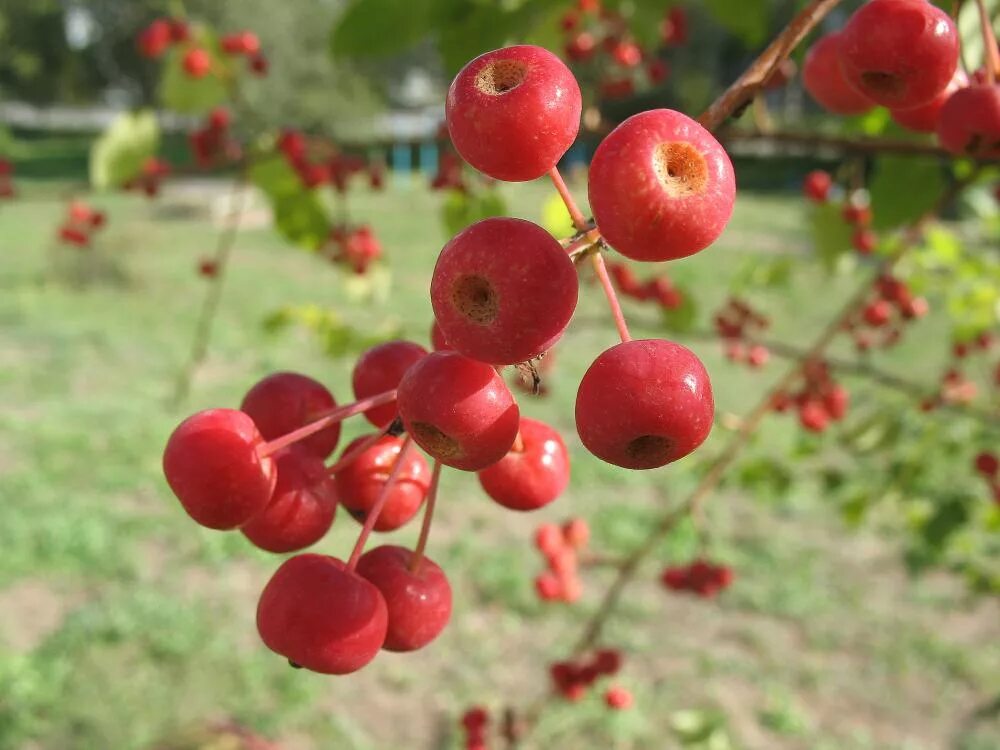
[853,229,877,255]
[823,385,850,421]
[138,20,171,58]
[356,545,452,652]
[891,69,968,133]
[838,0,958,109]
[256,554,387,674]
[397,351,520,471]
[352,340,428,428]
[863,300,892,327]
[430,320,451,351]
[477,418,569,511]
[799,400,829,433]
[163,409,276,530]
[588,109,735,262]
[241,448,337,553]
[802,33,875,115]
[803,170,833,203]
[536,572,562,600]
[936,85,1000,158]
[535,523,564,557]
[575,339,714,469]
[975,452,998,477]
[431,217,578,364]
[241,372,341,459]
[334,435,431,532]
[605,686,633,710]
[182,48,212,78]
[562,518,589,549]
[446,45,582,181]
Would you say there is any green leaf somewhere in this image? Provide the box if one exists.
[441,188,507,236]
[661,286,698,333]
[809,203,853,270]
[869,157,945,230]
[704,0,769,46]
[89,110,160,190]
[249,155,331,250]
[158,26,231,115]
[541,191,575,238]
[330,0,447,59]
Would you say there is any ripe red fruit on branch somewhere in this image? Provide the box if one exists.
[838,0,958,110]
[163,409,277,530]
[936,85,1000,158]
[182,48,212,78]
[853,229,877,255]
[798,400,829,433]
[803,170,833,203]
[334,435,431,532]
[430,217,579,364]
[241,448,337,553]
[661,559,733,597]
[477,418,569,511]
[802,33,874,115]
[397,351,520,471]
[137,20,172,58]
[588,109,736,262]
[891,69,968,133]
[241,372,341,459]
[974,452,998,477]
[575,339,714,469]
[446,45,582,181]
[256,554,387,674]
[352,340,427,428]
[356,545,452,652]
[605,686,633,710]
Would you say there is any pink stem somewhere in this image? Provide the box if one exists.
[347,436,415,570]
[548,166,588,231]
[590,253,632,343]
[257,390,397,458]
[975,0,1000,84]
[409,460,443,574]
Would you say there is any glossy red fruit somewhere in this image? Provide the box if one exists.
[334,435,431,532]
[863,299,892,327]
[356,545,452,652]
[535,523,565,557]
[207,107,230,131]
[838,0,958,109]
[562,518,589,549]
[588,109,735,262]
[430,320,451,351]
[256,554,387,674]
[352,340,428,428]
[802,33,875,115]
[446,45,582,181]
[823,385,850,421]
[798,400,829,433]
[138,20,172,58]
[241,372,340,459]
[182,48,212,78]
[803,170,833,202]
[477,418,569,511]
[936,84,1000,158]
[575,339,714,469]
[163,409,277,530]
[431,218,578,364]
[397,351,520,471]
[891,69,968,133]
[605,686,633,710]
[241,448,337,553]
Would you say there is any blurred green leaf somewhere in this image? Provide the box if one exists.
[870,157,945,230]
[249,155,331,250]
[809,202,853,270]
[661,287,698,333]
[330,0,448,59]
[89,110,160,190]
[441,188,508,236]
[704,0,769,46]
[158,26,231,115]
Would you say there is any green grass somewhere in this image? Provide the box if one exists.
[0,177,997,750]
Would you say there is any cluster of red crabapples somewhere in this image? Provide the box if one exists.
[550,648,631,708]
[56,201,107,248]
[841,274,929,353]
[714,296,771,369]
[802,170,880,257]
[163,42,736,677]
[189,108,241,170]
[606,260,685,311]
[533,519,589,603]
[558,0,678,99]
[772,359,850,434]
[122,156,172,199]
[660,559,735,598]
[138,17,268,79]
[0,158,15,200]
[802,0,999,158]
[923,331,996,408]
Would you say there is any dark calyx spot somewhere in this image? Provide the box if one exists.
[626,434,673,466]
[412,422,461,458]
[475,60,528,95]
[452,274,499,325]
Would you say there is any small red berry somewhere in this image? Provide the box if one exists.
[182,48,212,78]
[604,686,633,710]
[936,85,1000,158]
[798,400,829,433]
[535,523,565,557]
[863,299,892,327]
[974,452,998,477]
[478,418,569,511]
[241,372,341,459]
[852,229,877,255]
[535,572,562,600]
[891,69,968,133]
[352,340,428,428]
[446,45,582,181]
[575,339,714,469]
[137,20,172,58]
[588,109,735,262]
[803,170,833,203]
[562,518,589,549]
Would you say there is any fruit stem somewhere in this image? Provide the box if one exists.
[326,428,390,475]
[347,436,416,570]
[257,390,397,458]
[409,460,443,574]
[590,252,632,343]
[975,0,1000,83]
[548,166,588,232]
[563,227,603,258]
